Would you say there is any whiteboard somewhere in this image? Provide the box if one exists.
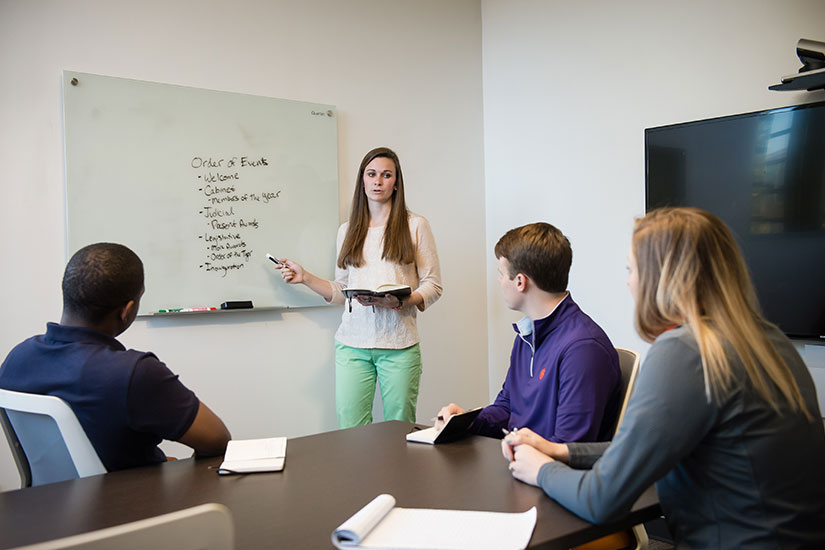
[62,71,338,315]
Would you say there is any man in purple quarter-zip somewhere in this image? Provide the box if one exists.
[436,223,620,444]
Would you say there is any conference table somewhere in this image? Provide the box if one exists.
[0,421,660,549]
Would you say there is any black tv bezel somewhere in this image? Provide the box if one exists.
[644,100,825,341]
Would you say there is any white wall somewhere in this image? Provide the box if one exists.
[481,0,825,394]
[0,0,488,491]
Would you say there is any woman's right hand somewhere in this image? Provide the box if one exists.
[508,444,553,487]
[275,260,334,302]
[278,259,305,284]
[501,427,569,463]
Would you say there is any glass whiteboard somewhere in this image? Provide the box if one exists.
[63,71,338,315]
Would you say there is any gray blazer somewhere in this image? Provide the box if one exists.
[538,324,825,549]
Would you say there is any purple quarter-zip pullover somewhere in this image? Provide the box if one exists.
[472,294,621,443]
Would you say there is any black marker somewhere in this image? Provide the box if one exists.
[266,253,285,266]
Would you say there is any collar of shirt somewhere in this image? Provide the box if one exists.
[513,292,571,376]
[513,292,571,339]
[44,322,126,351]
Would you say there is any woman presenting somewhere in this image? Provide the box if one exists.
[502,207,825,548]
[277,147,442,428]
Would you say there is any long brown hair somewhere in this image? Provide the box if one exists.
[337,147,414,268]
[632,207,811,419]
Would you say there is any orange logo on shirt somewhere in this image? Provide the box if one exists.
[539,368,546,380]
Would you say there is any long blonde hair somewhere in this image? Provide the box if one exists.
[337,147,414,268]
[633,207,811,419]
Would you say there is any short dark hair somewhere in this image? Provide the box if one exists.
[62,243,144,323]
[494,223,572,293]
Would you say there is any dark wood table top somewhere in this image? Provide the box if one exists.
[0,421,660,549]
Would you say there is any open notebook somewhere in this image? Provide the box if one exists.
[405,407,483,444]
[217,437,286,474]
[331,494,536,550]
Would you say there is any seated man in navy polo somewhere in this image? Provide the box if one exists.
[435,223,621,444]
[0,243,231,471]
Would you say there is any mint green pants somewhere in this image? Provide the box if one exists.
[334,342,422,429]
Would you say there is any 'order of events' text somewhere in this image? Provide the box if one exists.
[193,155,281,277]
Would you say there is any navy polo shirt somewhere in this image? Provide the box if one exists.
[0,323,200,471]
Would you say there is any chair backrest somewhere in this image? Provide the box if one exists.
[11,503,235,550]
[613,348,641,436]
[0,407,33,487]
[0,388,106,487]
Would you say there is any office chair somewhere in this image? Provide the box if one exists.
[10,503,235,550]
[614,348,642,432]
[614,348,648,550]
[0,388,106,488]
[575,348,648,550]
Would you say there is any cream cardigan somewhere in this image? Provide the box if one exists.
[328,212,442,349]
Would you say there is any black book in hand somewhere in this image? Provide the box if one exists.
[342,284,411,312]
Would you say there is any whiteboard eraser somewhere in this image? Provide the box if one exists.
[221,300,254,310]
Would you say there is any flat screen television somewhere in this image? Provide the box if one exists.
[645,101,825,340]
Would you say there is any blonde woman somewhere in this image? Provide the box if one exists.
[277,147,442,428]
[503,207,825,548]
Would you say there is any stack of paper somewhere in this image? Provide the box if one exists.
[217,437,286,475]
[331,494,536,550]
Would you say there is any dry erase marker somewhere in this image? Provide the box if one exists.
[266,253,285,266]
